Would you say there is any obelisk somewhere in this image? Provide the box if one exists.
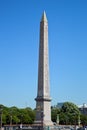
[35,11,53,126]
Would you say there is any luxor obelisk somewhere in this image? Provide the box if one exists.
[35,12,53,126]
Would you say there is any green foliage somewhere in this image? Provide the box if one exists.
[1,102,87,126]
[0,104,35,125]
[60,102,80,125]
[80,114,87,126]
[61,102,80,114]
[51,107,60,122]
[51,102,81,125]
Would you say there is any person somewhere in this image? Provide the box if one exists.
[20,124,22,129]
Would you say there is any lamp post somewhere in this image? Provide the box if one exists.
[9,111,12,130]
[56,114,59,125]
[0,107,3,130]
[10,115,12,130]
[41,111,44,130]
[20,115,23,129]
[78,115,80,127]
[10,112,12,126]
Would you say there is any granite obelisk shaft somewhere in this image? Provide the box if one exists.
[35,12,53,126]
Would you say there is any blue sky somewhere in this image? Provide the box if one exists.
[0,0,87,108]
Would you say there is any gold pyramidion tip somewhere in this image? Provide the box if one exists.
[41,11,47,22]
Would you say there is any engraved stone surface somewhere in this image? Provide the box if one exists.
[35,11,53,126]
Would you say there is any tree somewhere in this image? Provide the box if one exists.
[60,102,81,125]
[51,102,81,125]
[80,114,87,126]
[0,104,35,125]
[18,107,35,124]
[25,107,35,123]
[51,106,60,122]
[9,106,20,124]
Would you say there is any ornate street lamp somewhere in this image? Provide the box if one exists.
[41,111,45,130]
[56,114,59,125]
[10,111,12,127]
[78,115,81,127]
[10,115,12,130]
[0,107,3,130]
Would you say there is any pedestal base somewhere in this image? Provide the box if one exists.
[34,120,53,126]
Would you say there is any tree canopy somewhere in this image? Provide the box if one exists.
[1,102,87,126]
[51,102,81,125]
[0,104,35,125]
